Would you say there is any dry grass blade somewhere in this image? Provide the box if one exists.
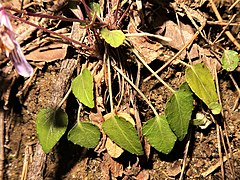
[228,0,240,11]
[213,63,235,179]
[201,150,240,177]
[144,22,206,82]
[229,74,240,111]
[209,0,240,50]
[21,145,32,180]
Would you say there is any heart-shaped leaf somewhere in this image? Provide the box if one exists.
[36,108,68,153]
[185,63,221,114]
[68,122,100,148]
[101,28,125,48]
[102,115,143,155]
[165,83,193,141]
[72,68,94,108]
[142,115,177,154]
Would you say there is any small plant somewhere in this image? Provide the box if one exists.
[1,1,239,158]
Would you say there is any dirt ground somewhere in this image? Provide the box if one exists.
[0,0,240,179]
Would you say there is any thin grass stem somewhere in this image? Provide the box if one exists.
[112,63,158,117]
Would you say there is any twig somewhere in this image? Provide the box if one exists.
[207,21,240,26]
[216,123,225,180]
[105,47,114,113]
[201,150,239,177]
[209,0,240,50]
[21,145,32,180]
[219,125,235,178]
[212,14,237,44]
[229,74,240,111]
[133,61,143,137]
[131,48,175,93]
[228,0,240,11]
[179,135,191,180]
[112,64,159,117]
[27,21,80,179]
[125,32,172,42]
[143,22,206,82]
[213,53,236,178]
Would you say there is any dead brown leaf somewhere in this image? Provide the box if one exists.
[156,20,194,58]
[166,160,181,177]
[127,23,164,64]
[25,43,67,62]
[105,138,124,158]
[101,153,124,178]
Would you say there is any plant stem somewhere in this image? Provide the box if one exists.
[7,13,93,51]
[106,49,114,113]
[56,87,72,109]
[112,63,159,117]
[131,48,175,93]
[77,103,83,125]
[177,59,192,68]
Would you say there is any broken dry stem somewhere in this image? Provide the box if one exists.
[228,0,240,11]
[215,117,225,180]
[105,48,114,113]
[212,14,237,44]
[207,21,240,26]
[112,63,158,117]
[213,61,235,176]
[125,32,172,42]
[209,0,240,50]
[131,48,175,93]
[201,150,239,177]
[144,22,206,82]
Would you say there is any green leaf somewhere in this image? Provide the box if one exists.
[68,122,100,148]
[102,115,143,155]
[89,2,100,17]
[72,68,94,108]
[186,63,221,114]
[36,108,68,153]
[101,28,125,48]
[165,83,193,141]
[142,115,177,154]
[221,50,239,72]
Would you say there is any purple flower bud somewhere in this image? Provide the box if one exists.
[0,4,33,77]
